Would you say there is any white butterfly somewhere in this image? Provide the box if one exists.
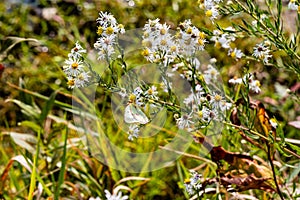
[124,104,149,124]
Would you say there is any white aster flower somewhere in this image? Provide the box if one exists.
[63,58,85,77]
[145,85,159,100]
[127,124,140,140]
[270,118,278,129]
[288,0,298,10]
[203,64,219,84]
[229,76,243,84]
[66,71,90,89]
[244,73,261,93]
[104,189,129,200]
[228,48,244,60]
[68,41,86,59]
[184,171,203,196]
[176,112,194,129]
[253,42,272,64]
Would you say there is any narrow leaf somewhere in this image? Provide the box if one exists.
[39,90,59,123]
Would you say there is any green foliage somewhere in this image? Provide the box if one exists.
[0,0,300,199]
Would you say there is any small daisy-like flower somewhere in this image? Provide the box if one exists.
[118,88,128,98]
[128,124,140,140]
[176,112,194,129]
[63,58,84,77]
[198,106,213,122]
[203,64,219,84]
[244,73,261,93]
[270,118,278,129]
[211,32,235,49]
[184,171,203,195]
[145,85,159,100]
[249,80,261,93]
[253,42,272,64]
[68,41,86,59]
[288,0,298,10]
[228,48,244,60]
[104,189,129,200]
[205,5,219,21]
[66,72,90,89]
[229,76,243,84]
[210,92,224,109]
[88,197,101,200]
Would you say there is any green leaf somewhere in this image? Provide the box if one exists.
[39,90,59,124]
[287,162,300,183]
[8,132,37,154]
[6,99,40,119]
[286,143,300,155]
[19,121,41,133]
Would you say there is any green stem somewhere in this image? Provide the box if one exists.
[28,129,41,200]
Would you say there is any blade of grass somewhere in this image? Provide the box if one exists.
[39,90,59,124]
[28,129,41,200]
[54,126,68,200]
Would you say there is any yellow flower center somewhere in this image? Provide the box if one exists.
[71,62,79,69]
[186,27,192,34]
[215,41,221,49]
[142,40,152,48]
[160,28,167,35]
[231,51,236,58]
[118,24,124,30]
[170,45,177,52]
[184,178,191,184]
[175,32,182,39]
[141,49,150,57]
[106,26,114,35]
[129,94,136,103]
[255,80,261,87]
[199,32,206,39]
[143,32,149,38]
[198,38,205,45]
[97,26,103,35]
[198,111,203,118]
[214,94,222,102]
[206,10,213,17]
[160,39,167,46]
[67,79,75,86]
[78,73,84,80]
[148,88,153,95]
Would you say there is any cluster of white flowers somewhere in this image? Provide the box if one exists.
[252,41,272,64]
[288,0,299,11]
[177,78,231,130]
[199,0,223,21]
[184,170,203,196]
[63,42,90,89]
[210,27,244,60]
[141,19,207,66]
[229,73,261,94]
[94,11,125,60]
[89,189,128,200]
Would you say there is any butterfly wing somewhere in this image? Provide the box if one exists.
[124,104,149,124]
